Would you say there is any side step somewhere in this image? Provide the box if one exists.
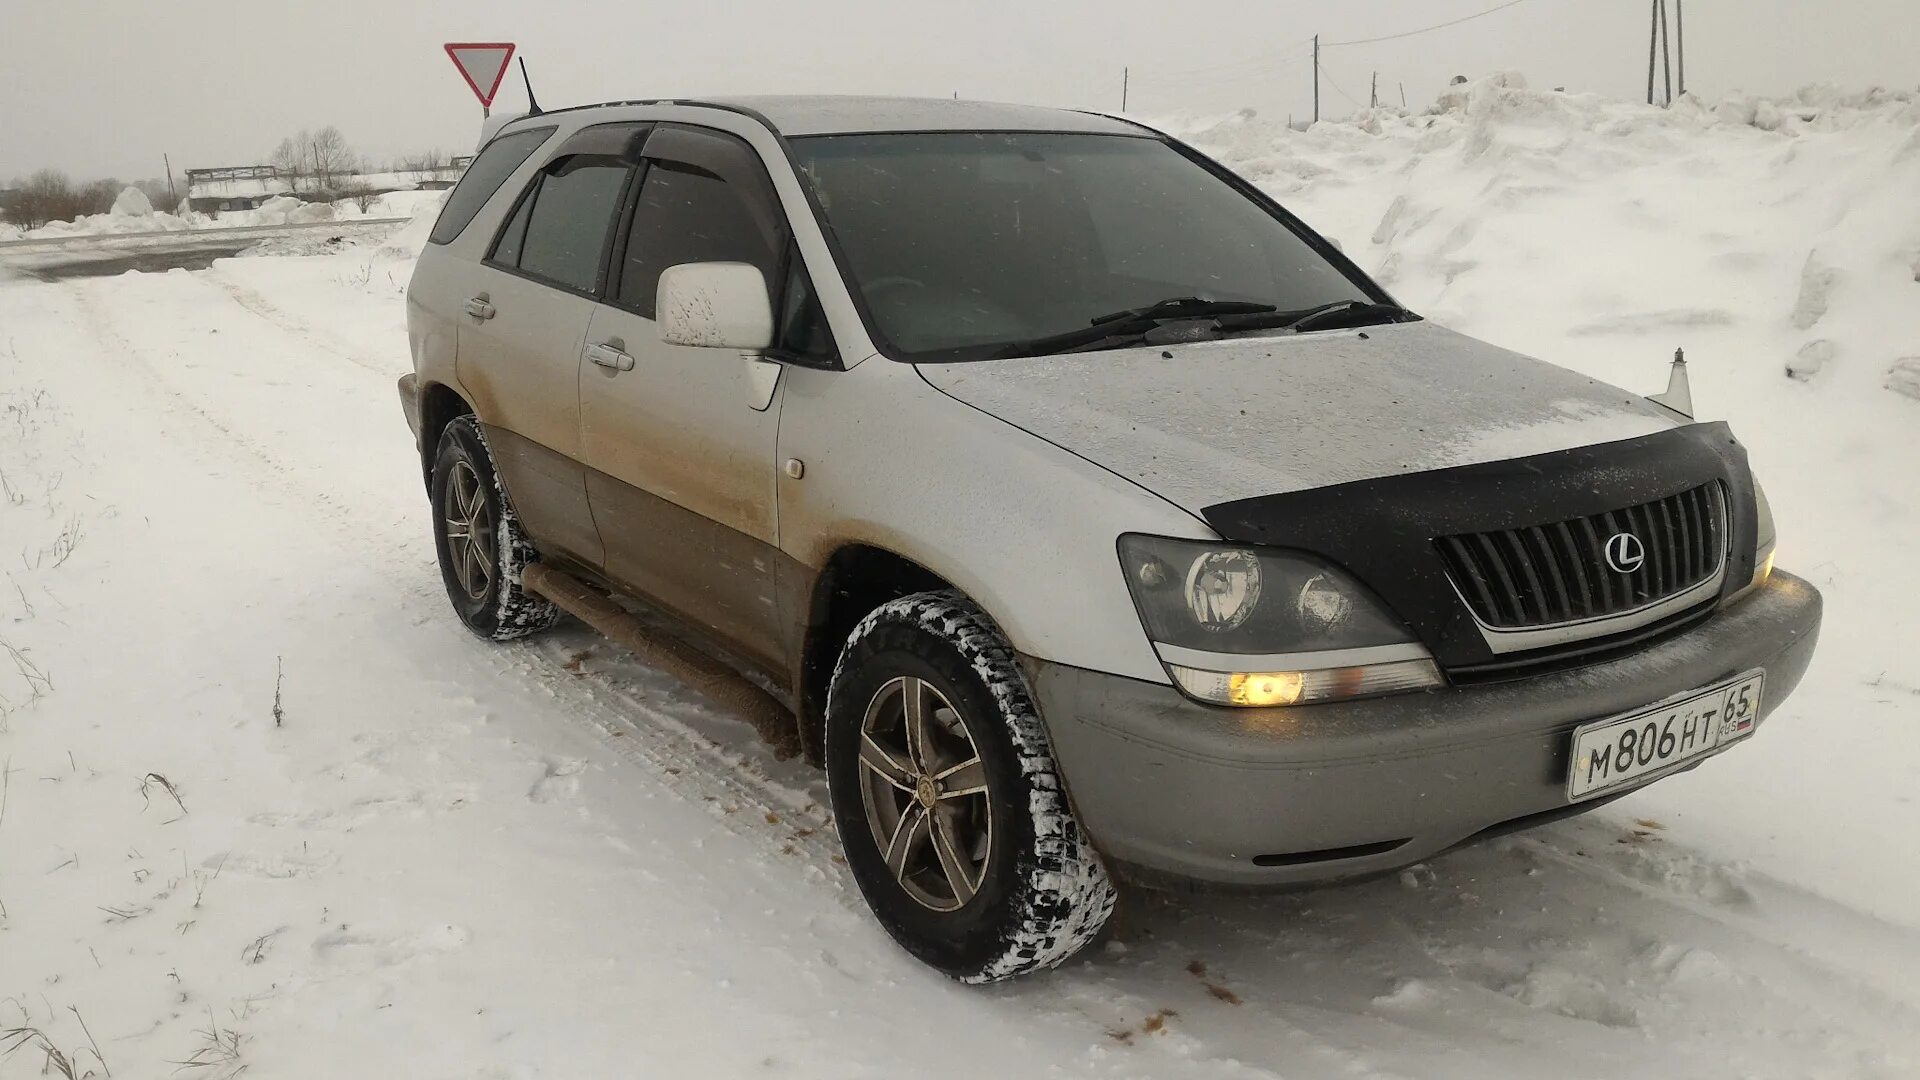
[521,563,801,759]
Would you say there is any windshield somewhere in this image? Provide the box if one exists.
[788,132,1379,361]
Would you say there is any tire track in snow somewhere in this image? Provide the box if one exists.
[200,271,392,376]
[1509,825,1920,1029]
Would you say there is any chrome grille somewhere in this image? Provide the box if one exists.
[1436,483,1727,629]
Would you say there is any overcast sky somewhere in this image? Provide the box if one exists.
[4,0,1916,181]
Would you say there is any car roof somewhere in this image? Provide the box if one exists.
[509,95,1148,138]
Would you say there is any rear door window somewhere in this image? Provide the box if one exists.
[490,155,633,294]
[428,127,555,245]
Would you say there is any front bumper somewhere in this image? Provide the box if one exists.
[1032,570,1821,889]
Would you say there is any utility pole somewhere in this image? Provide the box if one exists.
[1647,0,1659,105]
[1675,0,1686,97]
[163,153,176,203]
[1371,71,1378,108]
[1659,0,1673,105]
[1122,66,1129,111]
[1399,82,1407,107]
[1312,35,1320,124]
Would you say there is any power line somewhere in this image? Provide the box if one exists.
[1144,35,1317,80]
[1321,0,1534,48]
[1319,63,1365,108]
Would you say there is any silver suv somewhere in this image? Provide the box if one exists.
[400,95,1822,982]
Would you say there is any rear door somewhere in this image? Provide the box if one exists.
[454,124,646,568]
[579,124,800,676]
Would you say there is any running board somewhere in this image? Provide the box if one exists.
[520,563,801,759]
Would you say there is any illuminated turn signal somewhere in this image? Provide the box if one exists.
[1168,659,1443,707]
[1228,671,1305,707]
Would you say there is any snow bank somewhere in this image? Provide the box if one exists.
[1177,80,1920,405]
[1178,81,1920,924]
[109,184,154,216]
[11,183,452,241]
[22,206,197,238]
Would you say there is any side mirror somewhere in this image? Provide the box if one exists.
[657,262,774,350]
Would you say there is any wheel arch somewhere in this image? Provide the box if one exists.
[798,542,964,763]
[417,381,475,485]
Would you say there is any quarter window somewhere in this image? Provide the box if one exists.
[428,127,554,246]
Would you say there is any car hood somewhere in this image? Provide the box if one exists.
[914,320,1679,514]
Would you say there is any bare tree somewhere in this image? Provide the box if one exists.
[1,171,136,227]
[9,171,78,228]
[271,135,307,190]
[308,126,359,191]
[397,150,446,186]
[336,185,381,213]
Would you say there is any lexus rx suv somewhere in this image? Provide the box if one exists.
[399,95,1822,982]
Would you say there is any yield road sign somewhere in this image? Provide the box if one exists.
[444,42,517,108]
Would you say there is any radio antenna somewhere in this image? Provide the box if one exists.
[519,56,543,116]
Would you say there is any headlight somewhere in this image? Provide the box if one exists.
[1118,535,1442,707]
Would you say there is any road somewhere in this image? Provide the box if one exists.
[0,217,409,280]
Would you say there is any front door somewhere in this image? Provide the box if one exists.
[580,124,794,677]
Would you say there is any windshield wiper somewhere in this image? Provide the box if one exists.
[990,297,1277,359]
[987,298,1412,360]
[1255,299,1412,333]
[1089,296,1277,326]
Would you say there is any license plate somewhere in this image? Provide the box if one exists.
[1566,670,1765,801]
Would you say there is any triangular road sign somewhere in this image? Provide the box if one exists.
[444,42,517,108]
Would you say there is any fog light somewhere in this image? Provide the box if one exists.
[1168,659,1443,707]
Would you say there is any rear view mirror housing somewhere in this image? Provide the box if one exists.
[657,262,774,351]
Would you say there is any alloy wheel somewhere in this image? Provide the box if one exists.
[856,675,993,912]
[442,460,496,601]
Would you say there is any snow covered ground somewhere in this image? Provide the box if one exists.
[2,82,1917,1078]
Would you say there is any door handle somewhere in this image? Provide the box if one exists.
[464,296,495,320]
[585,342,635,372]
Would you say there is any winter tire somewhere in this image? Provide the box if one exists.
[429,416,560,642]
[825,591,1117,982]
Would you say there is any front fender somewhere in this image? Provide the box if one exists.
[775,357,1213,684]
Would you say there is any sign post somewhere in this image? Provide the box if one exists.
[443,42,517,117]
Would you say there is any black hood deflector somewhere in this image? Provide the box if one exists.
[1201,422,1759,671]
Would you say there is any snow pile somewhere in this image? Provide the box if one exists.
[9,189,448,242]
[22,206,197,239]
[1178,79,1920,403]
[373,191,447,258]
[108,184,154,217]
[1180,80,1920,923]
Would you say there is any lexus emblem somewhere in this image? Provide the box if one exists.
[1605,532,1646,574]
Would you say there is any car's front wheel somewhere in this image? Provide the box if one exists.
[429,416,559,641]
[825,591,1117,982]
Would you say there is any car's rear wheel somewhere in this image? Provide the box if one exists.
[825,591,1117,982]
[429,416,559,641]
